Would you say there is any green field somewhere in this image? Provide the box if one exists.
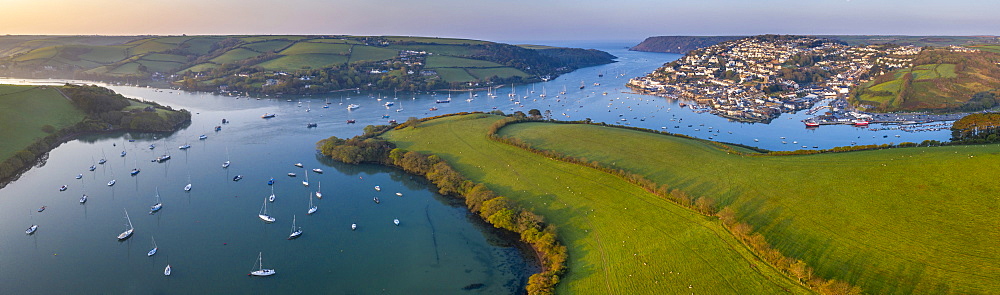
[424,55,503,68]
[256,54,348,71]
[126,39,174,55]
[136,59,184,73]
[308,38,363,45]
[210,48,264,64]
[141,53,188,63]
[383,115,811,294]
[180,62,218,73]
[279,42,352,55]
[432,68,477,83]
[970,45,1000,53]
[347,45,398,63]
[0,85,85,161]
[388,44,476,56]
[497,122,1000,294]
[241,40,293,53]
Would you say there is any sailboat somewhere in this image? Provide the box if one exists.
[307,191,317,215]
[394,219,400,226]
[315,181,322,199]
[248,252,275,276]
[149,187,163,214]
[258,198,275,223]
[107,165,116,186]
[117,209,134,240]
[301,170,309,187]
[287,215,302,240]
[26,224,38,235]
[184,175,192,192]
[222,146,231,168]
[80,194,88,204]
[99,150,107,164]
[269,186,276,202]
[147,237,158,256]
[164,265,171,276]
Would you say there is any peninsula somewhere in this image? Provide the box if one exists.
[0,35,615,94]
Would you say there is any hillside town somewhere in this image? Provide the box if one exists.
[628,35,924,123]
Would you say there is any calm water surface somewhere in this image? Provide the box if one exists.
[0,41,954,294]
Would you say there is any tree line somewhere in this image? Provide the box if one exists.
[951,112,1000,143]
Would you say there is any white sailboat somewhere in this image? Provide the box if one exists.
[394,218,400,226]
[287,215,302,240]
[150,187,162,214]
[147,236,158,256]
[307,191,317,215]
[268,186,276,203]
[315,181,322,199]
[248,252,275,276]
[164,265,171,276]
[222,146,231,168]
[80,194,88,204]
[301,170,309,187]
[117,209,134,240]
[258,198,275,223]
[184,175,192,192]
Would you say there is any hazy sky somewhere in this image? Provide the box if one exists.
[1,0,997,42]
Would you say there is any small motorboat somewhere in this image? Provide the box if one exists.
[75,174,83,179]
[108,179,116,186]
[233,175,243,182]
[130,168,140,176]
[199,134,207,140]
[346,120,356,124]
[98,158,107,164]
[184,183,192,192]
[267,178,275,185]
[294,163,303,168]
[261,113,276,119]
[395,192,403,197]
[373,197,380,204]
[59,185,68,191]
[306,123,318,128]
[287,173,296,177]
[393,219,400,226]
[351,223,357,231]
[80,194,88,204]
[222,160,230,168]
[149,144,155,150]
[37,206,46,212]
[164,265,171,276]
[26,225,38,235]
[179,144,191,150]
[89,165,96,171]
[311,168,323,174]
[214,126,222,131]
[374,186,381,191]
[121,151,127,157]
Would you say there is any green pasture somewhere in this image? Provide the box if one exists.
[383,114,811,295]
[136,60,183,73]
[238,35,310,43]
[141,53,188,63]
[279,42,351,55]
[389,44,475,56]
[256,54,348,71]
[432,68,476,83]
[108,62,141,75]
[12,46,57,62]
[178,37,222,55]
[308,38,363,45]
[970,45,1000,53]
[210,48,264,64]
[127,39,174,55]
[424,55,503,68]
[0,85,85,162]
[347,46,397,63]
[241,40,293,53]
[179,63,218,73]
[500,122,1000,294]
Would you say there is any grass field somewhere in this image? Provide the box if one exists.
[0,85,85,162]
[179,37,223,55]
[388,44,476,56]
[256,54,348,71]
[309,38,363,45]
[141,53,188,63]
[241,40,293,53]
[432,68,477,83]
[179,63,217,73]
[970,45,1000,53]
[279,42,352,55]
[499,122,1000,294]
[424,55,503,68]
[383,114,811,294]
[347,45,398,63]
[210,48,264,64]
[135,59,184,73]
[127,39,174,55]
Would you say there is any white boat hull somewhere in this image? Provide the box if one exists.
[259,214,275,223]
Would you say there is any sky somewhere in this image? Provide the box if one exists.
[1,0,998,43]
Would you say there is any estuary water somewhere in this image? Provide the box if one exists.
[0,41,955,294]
